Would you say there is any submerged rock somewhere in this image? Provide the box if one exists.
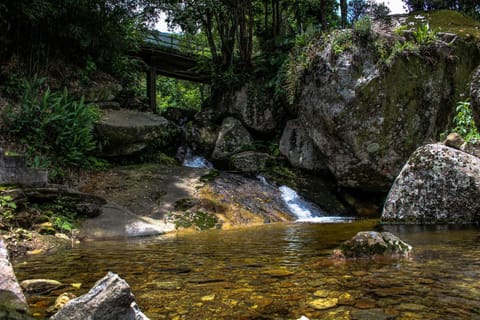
[332,231,412,259]
[0,237,28,313]
[50,272,149,320]
[20,279,63,294]
[95,109,178,157]
[211,117,253,161]
[382,144,480,224]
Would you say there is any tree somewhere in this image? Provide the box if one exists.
[401,0,480,19]
[348,0,390,23]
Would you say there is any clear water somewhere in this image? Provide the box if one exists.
[182,147,213,169]
[13,221,480,319]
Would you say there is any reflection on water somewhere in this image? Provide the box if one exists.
[13,221,480,319]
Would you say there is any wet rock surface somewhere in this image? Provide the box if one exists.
[382,143,480,224]
[332,231,412,259]
[50,272,149,320]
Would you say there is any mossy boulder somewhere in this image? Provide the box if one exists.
[332,231,412,259]
[382,143,480,224]
[211,117,253,161]
[216,82,281,133]
[94,109,179,157]
[296,12,480,192]
[229,151,270,173]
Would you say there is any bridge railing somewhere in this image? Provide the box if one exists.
[144,31,210,57]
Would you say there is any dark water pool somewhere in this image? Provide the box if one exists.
[13,220,480,319]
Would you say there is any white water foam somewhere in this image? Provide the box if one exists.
[278,185,354,223]
[182,147,213,169]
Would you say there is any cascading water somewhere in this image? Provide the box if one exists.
[279,185,354,222]
[257,175,353,223]
[180,146,214,169]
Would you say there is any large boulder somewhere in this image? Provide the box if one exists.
[51,272,149,320]
[382,144,480,224]
[332,231,412,259]
[0,237,28,313]
[226,85,278,133]
[229,151,270,173]
[211,117,253,161]
[279,119,329,173]
[470,65,480,126]
[296,27,480,191]
[94,109,178,157]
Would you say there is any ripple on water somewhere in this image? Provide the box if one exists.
[12,222,480,319]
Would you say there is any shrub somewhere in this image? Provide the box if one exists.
[353,16,374,42]
[413,23,437,45]
[2,77,104,180]
[451,100,480,142]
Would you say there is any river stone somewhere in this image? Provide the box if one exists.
[94,109,178,157]
[332,231,412,259]
[50,272,149,320]
[0,237,28,312]
[470,65,480,126]
[307,298,338,310]
[229,151,270,173]
[20,279,63,294]
[296,28,480,191]
[382,144,480,224]
[211,117,253,161]
[461,139,480,158]
[279,119,329,173]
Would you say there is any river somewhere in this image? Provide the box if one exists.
[13,221,480,319]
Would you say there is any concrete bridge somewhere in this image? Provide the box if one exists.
[137,31,211,112]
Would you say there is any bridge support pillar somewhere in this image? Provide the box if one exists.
[146,66,157,113]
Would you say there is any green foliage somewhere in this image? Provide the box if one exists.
[413,23,437,45]
[156,76,203,111]
[332,30,354,54]
[40,199,77,233]
[0,195,17,225]
[450,100,480,141]
[353,15,374,42]
[2,77,105,181]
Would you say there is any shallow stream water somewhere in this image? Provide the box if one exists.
[13,220,480,319]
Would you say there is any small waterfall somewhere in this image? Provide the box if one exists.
[181,146,213,169]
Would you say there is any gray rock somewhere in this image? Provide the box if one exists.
[296,30,479,191]
[0,152,47,187]
[461,139,480,158]
[332,231,412,259]
[51,272,149,320]
[279,119,329,172]
[470,65,480,126]
[382,143,480,224]
[227,85,277,133]
[211,117,253,161]
[0,237,28,313]
[230,151,270,173]
[94,109,178,157]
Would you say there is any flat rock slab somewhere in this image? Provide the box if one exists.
[95,109,175,157]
